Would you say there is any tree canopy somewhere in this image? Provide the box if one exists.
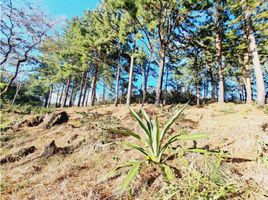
[1,0,267,107]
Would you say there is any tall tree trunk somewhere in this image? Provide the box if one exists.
[141,60,150,107]
[203,81,208,99]
[196,81,200,106]
[69,79,75,107]
[58,84,65,108]
[47,85,53,108]
[242,85,246,102]
[0,58,26,97]
[55,86,60,108]
[82,83,88,107]
[209,67,215,101]
[72,91,77,107]
[11,83,21,106]
[141,71,147,107]
[78,71,86,107]
[163,67,169,105]
[244,6,265,106]
[90,65,99,106]
[102,83,106,103]
[85,87,90,106]
[215,0,224,103]
[242,48,252,104]
[194,51,200,106]
[82,72,88,106]
[155,49,165,106]
[61,76,71,108]
[115,45,121,106]
[44,90,50,108]
[126,35,136,106]
[244,77,252,103]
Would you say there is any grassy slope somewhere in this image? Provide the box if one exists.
[1,103,268,199]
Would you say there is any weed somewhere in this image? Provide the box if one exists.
[104,103,208,194]
[153,155,239,199]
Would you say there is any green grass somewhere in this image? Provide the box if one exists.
[264,105,268,115]
[0,111,12,130]
[3,104,54,115]
[219,107,236,115]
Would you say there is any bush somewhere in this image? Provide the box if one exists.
[104,103,208,194]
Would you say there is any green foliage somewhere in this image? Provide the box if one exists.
[120,161,142,192]
[120,103,207,163]
[154,155,238,200]
[219,106,236,115]
[3,104,53,115]
[155,174,237,200]
[9,104,32,114]
[264,105,268,115]
[0,111,12,131]
[104,103,208,193]
[30,107,54,115]
[160,164,175,183]
[76,111,91,124]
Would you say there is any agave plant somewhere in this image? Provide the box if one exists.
[106,103,208,192]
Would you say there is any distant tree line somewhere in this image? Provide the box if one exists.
[1,0,267,107]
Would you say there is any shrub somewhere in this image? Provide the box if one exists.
[105,103,207,193]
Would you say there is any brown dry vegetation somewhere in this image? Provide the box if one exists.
[1,103,268,199]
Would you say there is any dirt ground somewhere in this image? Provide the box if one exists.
[1,103,268,199]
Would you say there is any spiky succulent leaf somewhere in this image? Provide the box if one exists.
[99,161,137,182]
[175,133,208,141]
[141,108,153,132]
[129,107,151,140]
[121,142,149,157]
[152,115,160,156]
[107,128,141,140]
[121,161,141,192]
[159,133,208,159]
[160,103,188,142]
[160,164,175,183]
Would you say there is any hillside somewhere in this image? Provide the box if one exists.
[1,103,268,199]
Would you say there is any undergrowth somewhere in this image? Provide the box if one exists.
[264,105,268,115]
[3,104,54,115]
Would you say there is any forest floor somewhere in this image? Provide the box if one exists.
[1,103,268,199]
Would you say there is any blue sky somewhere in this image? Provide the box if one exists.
[41,0,99,19]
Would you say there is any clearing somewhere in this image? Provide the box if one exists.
[0,103,268,199]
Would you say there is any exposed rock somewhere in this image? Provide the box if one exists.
[0,146,36,164]
[261,123,268,133]
[28,116,45,127]
[68,134,79,143]
[41,140,58,158]
[14,115,45,130]
[32,165,42,173]
[0,126,12,132]
[42,139,85,159]
[42,111,69,129]
[68,124,81,129]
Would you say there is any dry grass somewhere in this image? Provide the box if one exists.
[1,103,268,199]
